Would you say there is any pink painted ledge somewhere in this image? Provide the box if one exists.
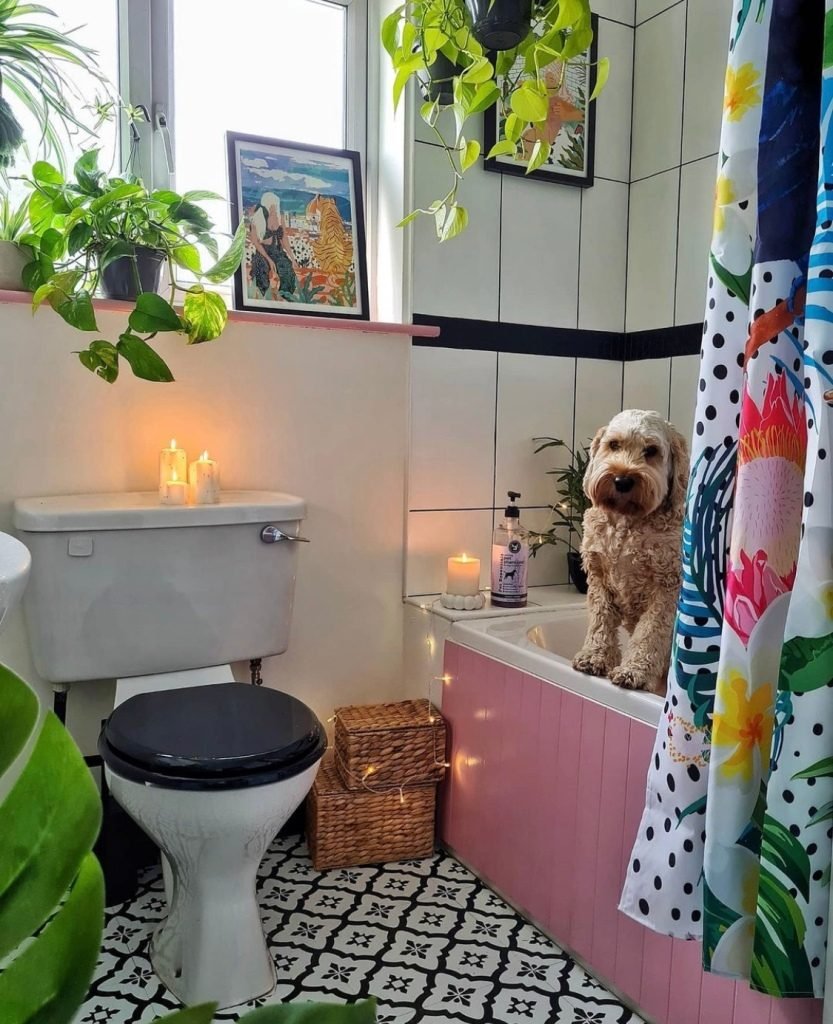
[0,288,440,339]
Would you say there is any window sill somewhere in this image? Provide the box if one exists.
[0,289,440,340]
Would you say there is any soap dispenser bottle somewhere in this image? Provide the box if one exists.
[491,491,528,608]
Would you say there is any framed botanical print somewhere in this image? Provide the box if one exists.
[226,132,369,319]
[484,14,598,187]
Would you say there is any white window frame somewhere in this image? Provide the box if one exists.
[117,0,367,193]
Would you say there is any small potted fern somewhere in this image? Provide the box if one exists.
[0,193,30,289]
[530,436,590,593]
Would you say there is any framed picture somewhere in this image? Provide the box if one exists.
[226,132,369,319]
[484,14,598,187]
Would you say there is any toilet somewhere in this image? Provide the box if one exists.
[13,490,326,1009]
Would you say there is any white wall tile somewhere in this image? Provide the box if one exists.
[574,358,624,451]
[626,168,679,332]
[669,354,700,444]
[676,154,716,325]
[593,19,635,183]
[631,3,686,180]
[494,353,576,507]
[622,357,672,415]
[406,509,494,595]
[409,347,497,510]
[579,179,629,331]
[682,0,732,163]
[499,177,581,328]
[411,141,502,319]
[592,1,635,24]
[635,0,682,25]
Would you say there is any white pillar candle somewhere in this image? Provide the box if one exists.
[159,469,188,506]
[159,439,187,498]
[188,450,220,505]
[447,553,481,596]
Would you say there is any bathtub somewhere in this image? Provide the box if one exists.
[438,609,822,1024]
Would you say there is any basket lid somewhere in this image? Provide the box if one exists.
[335,699,441,733]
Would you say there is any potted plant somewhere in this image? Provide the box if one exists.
[530,435,590,593]
[0,193,30,289]
[0,658,378,1022]
[382,0,608,239]
[19,148,245,384]
[0,0,110,170]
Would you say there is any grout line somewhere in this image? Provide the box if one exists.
[623,14,637,341]
[409,505,557,513]
[576,189,583,331]
[630,151,719,186]
[667,357,674,420]
[671,0,689,330]
[635,0,685,29]
[497,175,504,323]
[491,351,500,519]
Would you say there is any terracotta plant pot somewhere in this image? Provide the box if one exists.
[99,245,166,301]
[464,0,532,50]
[0,240,29,291]
[567,550,588,594]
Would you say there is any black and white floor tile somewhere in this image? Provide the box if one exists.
[76,837,643,1024]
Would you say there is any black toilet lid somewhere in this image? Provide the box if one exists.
[99,683,327,790]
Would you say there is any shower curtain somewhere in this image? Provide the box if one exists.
[619,0,833,999]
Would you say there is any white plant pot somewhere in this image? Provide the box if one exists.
[0,241,28,291]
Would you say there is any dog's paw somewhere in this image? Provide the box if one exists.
[610,665,650,691]
[573,649,613,677]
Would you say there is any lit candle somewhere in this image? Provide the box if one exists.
[446,553,481,596]
[188,449,220,505]
[159,438,187,498]
[159,469,188,506]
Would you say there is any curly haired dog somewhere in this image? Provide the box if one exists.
[573,409,689,693]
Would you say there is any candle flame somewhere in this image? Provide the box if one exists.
[461,552,468,562]
[201,450,209,461]
[171,470,179,483]
[170,438,176,449]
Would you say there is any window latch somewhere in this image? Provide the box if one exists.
[154,105,175,176]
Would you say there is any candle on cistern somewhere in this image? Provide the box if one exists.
[188,449,220,505]
[446,553,480,596]
[159,468,188,506]
[159,438,186,498]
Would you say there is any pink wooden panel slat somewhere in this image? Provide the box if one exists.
[438,642,461,840]
[666,936,705,1024]
[698,971,740,1024]
[590,711,632,983]
[732,982,775,1024]
[612,720,655,1005]
[547,689,585,942]
[524,682,563,928]
[569,699,608,960]
[767,997,823,1024]
[476,656,509,885]
[443,645,486,859]
[639,929,674,1024]
[503,672,544,913]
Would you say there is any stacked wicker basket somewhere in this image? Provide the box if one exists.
[307,699,447,871]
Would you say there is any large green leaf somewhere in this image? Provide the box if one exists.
[154,1007,217,1024]
[54,292,97,332]
[128,293,184,334]
[0,664,38,777]
[793,756,833,781]
[78,340,120,384]
[779,632,833,694]
[753,867,814,996]
[201,221,246,284]
[73,149,102,195]
[182,286,227,344]
[117,332,175,383]
[238,999,377,1024]
[710,254,752,306]
[760,815,811,901]
[88,183,144,214]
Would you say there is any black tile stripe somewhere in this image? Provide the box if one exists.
[412,314,702,360]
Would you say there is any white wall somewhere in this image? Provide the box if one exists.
[0,300,410,755]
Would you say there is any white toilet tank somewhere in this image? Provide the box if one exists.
[13,491,306,683]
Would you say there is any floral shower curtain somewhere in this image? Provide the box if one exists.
[619,0,833,998]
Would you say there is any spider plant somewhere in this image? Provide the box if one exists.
[0,0,110,170]
[0,191,28,241]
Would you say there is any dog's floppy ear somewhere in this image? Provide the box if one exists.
[667,426,690,515]
[583,427,606,500]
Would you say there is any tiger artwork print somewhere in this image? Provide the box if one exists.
[307,195,353,276]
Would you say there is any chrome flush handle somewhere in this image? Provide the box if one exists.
[260,525,311,544]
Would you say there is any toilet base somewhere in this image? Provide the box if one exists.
[105,760,321,1009]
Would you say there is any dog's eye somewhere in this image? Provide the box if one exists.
[608,440,620,451]
[644,445,659,458]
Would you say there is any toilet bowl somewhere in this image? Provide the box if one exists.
[99,682,326,1009]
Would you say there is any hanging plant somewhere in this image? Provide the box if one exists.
[382,0,609,240]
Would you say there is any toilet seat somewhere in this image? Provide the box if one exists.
[99,683,326,790]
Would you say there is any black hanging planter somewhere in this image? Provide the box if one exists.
[419,51,464,106]
[567,550,588,594]
[464,0,532,51]
[100,245,166,301]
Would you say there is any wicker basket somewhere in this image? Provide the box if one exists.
[307,753,437,871]
[333,699,447,791]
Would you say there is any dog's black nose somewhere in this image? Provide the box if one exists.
[614,476,635,493]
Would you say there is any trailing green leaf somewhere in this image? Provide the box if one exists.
[182,286,228,344]
[117,333,175,383]
[128,293,184,334]
[201,221,246,284]
[779,632,833,694]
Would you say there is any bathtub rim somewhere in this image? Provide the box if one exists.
[448,613,663,727]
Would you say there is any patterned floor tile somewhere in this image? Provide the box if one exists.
[75,840,641,1024]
